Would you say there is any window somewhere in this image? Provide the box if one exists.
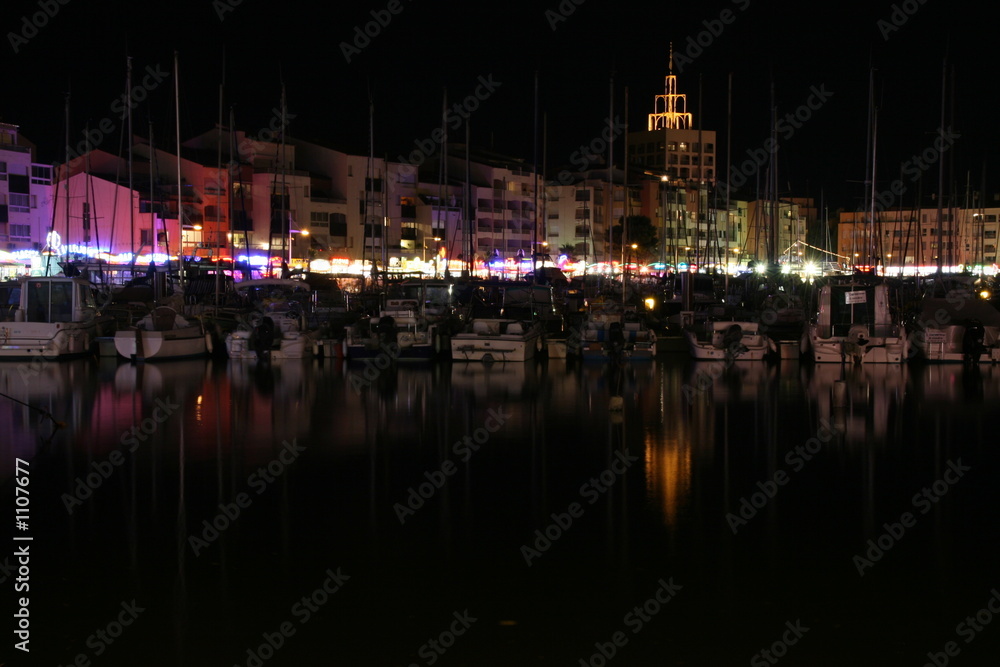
[310,211,330,223]
[302,186,309,199]
[8,193,29,211]
[31,165,51,183]
[575,189,590,202]
[140,229,153,246]
[10,224,30,239]
[329,213,347,237]
[985,230,997,239]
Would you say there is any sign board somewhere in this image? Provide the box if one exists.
[844,290,867,305]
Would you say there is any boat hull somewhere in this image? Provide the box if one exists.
[808,325,908,363]
[684,321,769,361]
[114,326,210,361]
[0,322,101,359]
[226,330,317,360]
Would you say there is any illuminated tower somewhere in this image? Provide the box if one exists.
[648,45,693,131]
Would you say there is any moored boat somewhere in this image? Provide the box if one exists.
[685,319,770,361]
[114,306,210,362]
[0,276,113,359]
[450,318,544,362]
[806,280,908,363]
[225,279,319,361]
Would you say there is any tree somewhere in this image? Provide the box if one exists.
[558,243,576,262]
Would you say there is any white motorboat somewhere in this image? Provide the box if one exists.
[685,320,770,361]
[806,281,908,363]
[910,291,1000,363]
[343,298,439,361]
[225,279,319,361]
[0,276,113,359]
[580,303,657,361]
[450,318,544,362]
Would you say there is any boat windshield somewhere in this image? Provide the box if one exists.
[25,280,74,323]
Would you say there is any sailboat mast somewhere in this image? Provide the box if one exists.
[533,71,539,275]
[465,120,471,277]
[64,93,71,268]
[936,57,945,274]
[174,51,184,292]
[607,74,613,268]
[726,72,732,271]
[127,58,135,269]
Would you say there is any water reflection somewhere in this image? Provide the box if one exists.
[3,355,998,666]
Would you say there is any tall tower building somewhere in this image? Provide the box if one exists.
[627,47,721,270]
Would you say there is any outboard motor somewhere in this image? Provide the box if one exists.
[377,315,397,348]
[962,319,986,365]
[253,316,277,362]
[722,324,748,359]
[607,321,626,362]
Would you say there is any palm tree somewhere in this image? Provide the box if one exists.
[558,244,576,262]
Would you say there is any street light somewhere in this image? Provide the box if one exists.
[423,236,441,263]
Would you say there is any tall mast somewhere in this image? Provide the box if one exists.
[533,70,539,274]
[465,119,471,277]
[607,72,614,268]
[127,58,135,269]
[175,50,184,292]
[64,93,71,268]
[726,72,732,271]
[936,56,945,274]
[281,83,288,266]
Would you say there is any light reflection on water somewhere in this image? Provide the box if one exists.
[2,355,998,665]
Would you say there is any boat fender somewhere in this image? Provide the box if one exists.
[398,332,415,348]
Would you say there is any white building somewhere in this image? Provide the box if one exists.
[0,123,53,261]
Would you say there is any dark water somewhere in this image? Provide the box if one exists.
[2,355,999,666]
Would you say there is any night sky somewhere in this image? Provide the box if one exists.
[2,0,994,211]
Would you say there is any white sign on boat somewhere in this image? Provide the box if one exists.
[844,290,867,304]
